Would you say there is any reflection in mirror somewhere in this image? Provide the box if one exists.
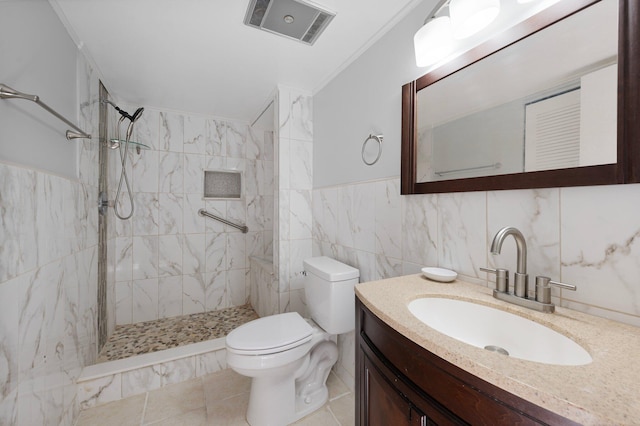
[416,0,618,183]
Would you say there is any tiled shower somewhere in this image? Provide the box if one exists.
[105,105,274,327]
[74,86,325,410]
[100,86,317,328]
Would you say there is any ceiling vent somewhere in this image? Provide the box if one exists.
[244,0,335,45]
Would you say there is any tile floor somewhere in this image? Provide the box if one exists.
[75,368,355,426]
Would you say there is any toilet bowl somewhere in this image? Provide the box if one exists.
[225,256,359,426]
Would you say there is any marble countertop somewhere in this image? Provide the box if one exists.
[355,274,640,425]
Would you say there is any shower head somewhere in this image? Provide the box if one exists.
[131,107,144,122]
[117,106,143,122]
[101,99,144,122]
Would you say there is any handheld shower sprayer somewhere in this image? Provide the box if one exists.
[131,107,144,122]
[102,100,144,123]
[101,99,145,220]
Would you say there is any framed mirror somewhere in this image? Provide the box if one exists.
[401,0,640,194]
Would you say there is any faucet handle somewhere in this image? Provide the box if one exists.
[480,267,509,292]
[535,276,576,304]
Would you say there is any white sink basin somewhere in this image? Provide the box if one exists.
[408,297,592,366]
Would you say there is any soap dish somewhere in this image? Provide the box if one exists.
[422,267,457,283]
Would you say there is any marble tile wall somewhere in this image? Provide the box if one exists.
[249,256,279,318]
[313,178,640,383]
[0,53,100,425]
[274,86,314,316]
[110,106,273,325]
[274,86,363,390]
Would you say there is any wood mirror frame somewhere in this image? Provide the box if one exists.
[401,0,640,195]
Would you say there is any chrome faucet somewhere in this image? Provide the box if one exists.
[490,226,528,297]
[481,226,577,313]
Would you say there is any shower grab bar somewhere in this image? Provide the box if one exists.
[198,209,248,233]
[434,162,502,176]
[0,83,91,140]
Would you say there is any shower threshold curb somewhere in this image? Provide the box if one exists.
[77,337,227,409]
[79,337,226,381]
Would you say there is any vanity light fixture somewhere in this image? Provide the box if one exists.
[449,0,500,39]
[414,0,557,69]
[414,15,454,67]
[414,0,498,68]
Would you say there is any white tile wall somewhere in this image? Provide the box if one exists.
[274,86,314,315]
[313,178,640,328]
[312,177,640,391]
[250,256,278,317]
[0,54,100,425]
[112,107,274,325]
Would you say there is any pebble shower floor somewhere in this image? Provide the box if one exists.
[97,304,258,362]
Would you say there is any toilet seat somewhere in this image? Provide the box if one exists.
[226,312,313,356]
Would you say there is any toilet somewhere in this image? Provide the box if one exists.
[225,256,359,426]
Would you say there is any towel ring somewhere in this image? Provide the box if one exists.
[362,134,383,166]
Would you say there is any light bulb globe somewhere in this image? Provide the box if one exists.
[414,16,454,67]
[450,0,500,39]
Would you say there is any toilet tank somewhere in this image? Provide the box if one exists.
[303,256,360,334]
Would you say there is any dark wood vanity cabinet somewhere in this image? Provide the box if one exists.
[355,297,579,426]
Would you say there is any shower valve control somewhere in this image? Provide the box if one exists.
[98,191,110,216]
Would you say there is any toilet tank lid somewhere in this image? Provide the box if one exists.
[303,256,359,281]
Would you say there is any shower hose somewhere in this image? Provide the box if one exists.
[113,115,135,220]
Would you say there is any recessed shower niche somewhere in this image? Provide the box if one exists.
[204,169,243,199]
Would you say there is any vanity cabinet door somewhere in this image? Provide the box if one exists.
[362,352,427,426]
[358,324,462,426]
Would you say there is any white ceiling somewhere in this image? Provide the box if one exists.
[51,0,423,122]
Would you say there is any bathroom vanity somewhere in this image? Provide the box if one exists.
[355,275,640,425]
[357,299,577,425]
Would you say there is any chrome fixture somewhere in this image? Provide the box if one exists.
[479,267,508,293]
[98,191,110,216]
[491,226,528,297]
[244,0,335,45]
[482,226,576,313]
[0,83,91,140]
[534,276,576,304]
[199,209,248,233]
[361,134,383,166]
[101,100,145,220]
